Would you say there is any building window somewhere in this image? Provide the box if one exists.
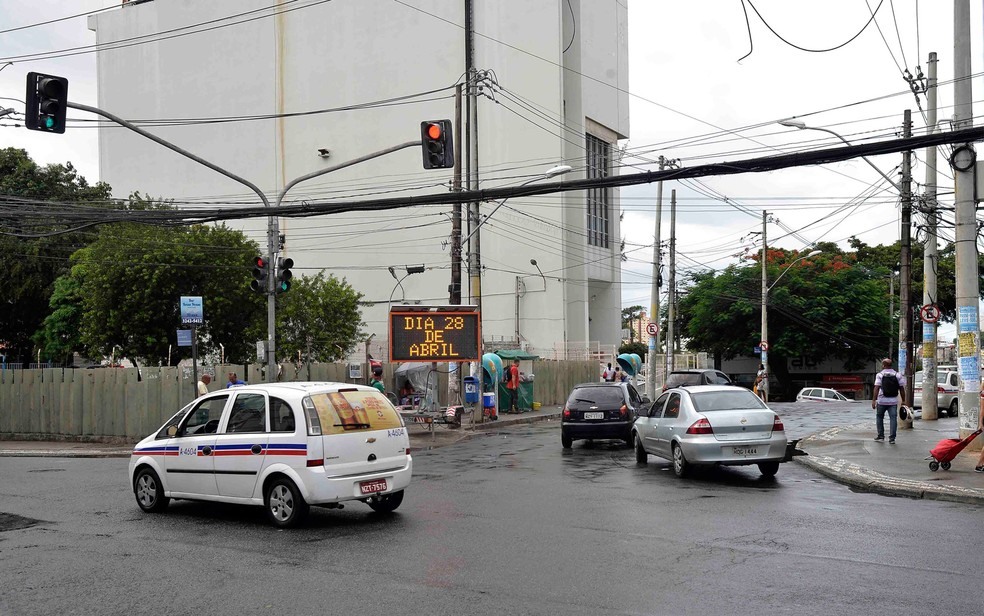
[586,134,611,248]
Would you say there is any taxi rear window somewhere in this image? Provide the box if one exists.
[306,390,402,435]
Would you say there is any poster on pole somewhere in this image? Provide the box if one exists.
[180,296,203,325]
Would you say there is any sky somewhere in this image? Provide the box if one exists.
[1,1,982,341]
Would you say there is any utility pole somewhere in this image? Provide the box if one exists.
[448,84,463,405]
[760,210,769,402]
[922,51,939,420]
[647,156,666,400]
[953,0,979,439]
[664,189,676,380]
[899,109,914,429]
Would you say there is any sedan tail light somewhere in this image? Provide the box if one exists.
[562,407,571,419]
[619,404,628,418]
[686,418,713,434]
[773,415,785,432]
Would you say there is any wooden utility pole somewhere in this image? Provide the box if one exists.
[899,109,914,429]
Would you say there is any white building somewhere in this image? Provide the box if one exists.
[89,0,628,360]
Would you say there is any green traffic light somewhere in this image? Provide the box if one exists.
[43,116,55,129]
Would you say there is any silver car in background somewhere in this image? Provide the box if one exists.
[632,385,788,478]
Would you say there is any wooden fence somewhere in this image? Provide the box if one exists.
[0,360,596,441]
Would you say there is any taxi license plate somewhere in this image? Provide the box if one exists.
[731,446,759,457]
[584,412,604,420]
[359,479,388,495]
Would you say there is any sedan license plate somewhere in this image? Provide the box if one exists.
[584,412,604,420]
[359,478,388,495]
[731,446,759,457]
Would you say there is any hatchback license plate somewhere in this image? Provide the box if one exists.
[584,412,604,420]
[731,446,759,457]
[360,478,388,495]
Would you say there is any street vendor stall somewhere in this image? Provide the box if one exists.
[495,350,539,412]
[394,362,440,413]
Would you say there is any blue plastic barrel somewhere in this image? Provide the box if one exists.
[482,392,496,409]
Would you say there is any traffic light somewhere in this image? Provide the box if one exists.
[420,120,453,169]
[25,72,68,134]
[250,256,269,293]
[276,257,293,293]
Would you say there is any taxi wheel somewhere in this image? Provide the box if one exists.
[758,461,780,477]
[367,490,404,513]
[265,477,309,528]
[134,467,169,513]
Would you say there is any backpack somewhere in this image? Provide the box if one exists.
[880,372,900,397]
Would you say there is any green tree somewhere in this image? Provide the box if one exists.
[70,207,265,364]
[621,305,645,342]
[33,275,84,365]
[277,272,366,363]
[619,341,647,361]
[0,148,113,362]
[678,249,890,397]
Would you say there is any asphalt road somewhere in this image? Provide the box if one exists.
[1,409,981,615]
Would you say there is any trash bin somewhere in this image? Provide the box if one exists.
[464,376,479,404]
[482,392,496,419]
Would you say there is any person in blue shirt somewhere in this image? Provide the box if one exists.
[226,372,246,388]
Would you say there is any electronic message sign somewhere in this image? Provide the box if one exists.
[389,308,480,362]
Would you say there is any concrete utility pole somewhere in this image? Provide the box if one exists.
[952,0,979,439]
[665,189,676,380]
[760,210,769,402]
[448,84,463,405]
[922,52,940,420]
[647,156,670,400]
[899,109,914,429]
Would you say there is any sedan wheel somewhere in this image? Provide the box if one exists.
[672,443,690,478]
[758,461,780,477]
[265,477,309,528]
[134,468,169,513]
[634,434,648,464]
[561,432,573,449]
[948,400,959,417]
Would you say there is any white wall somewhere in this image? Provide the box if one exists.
[90,0,626,358]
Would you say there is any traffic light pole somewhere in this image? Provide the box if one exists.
[68,101,420,382]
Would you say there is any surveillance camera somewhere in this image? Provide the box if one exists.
[317,148,330,158]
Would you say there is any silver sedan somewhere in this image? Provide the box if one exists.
[632,385,788,477]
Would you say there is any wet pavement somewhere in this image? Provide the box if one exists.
[3,400,984,504]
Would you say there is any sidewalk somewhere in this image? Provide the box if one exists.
[795,416,984,505]
[0,406,564,458]
[5,409,984,506]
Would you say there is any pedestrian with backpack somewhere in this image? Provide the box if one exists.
[872,358,905,444]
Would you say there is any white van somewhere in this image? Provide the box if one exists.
[128,382,412,527]
[913,367,959,416]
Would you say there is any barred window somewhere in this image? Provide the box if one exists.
[586,134,612,248]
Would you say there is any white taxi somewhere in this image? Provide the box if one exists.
[128,382,412,527]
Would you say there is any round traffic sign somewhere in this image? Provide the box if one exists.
[920,304,941,323]
[646,322,659,336]
[760,341,769,351]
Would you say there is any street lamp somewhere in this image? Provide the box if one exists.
[388,264,425,309]
[516,258,547,343]
[778,119,902,192]
[761,249,821,401]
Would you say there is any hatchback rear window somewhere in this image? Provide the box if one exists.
[666,373,701,388]
[691,389,766,412]
[567,387,625,408]
[305,390,403,435]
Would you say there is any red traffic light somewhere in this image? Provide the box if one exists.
[420,119,453,170]
[253,256,267,269]
[426,123,442,140]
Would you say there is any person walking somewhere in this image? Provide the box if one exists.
[506,359,521,413]
[871,358,904,444]
[369,367,385,394]
[754,363,767,401]
[196,373,211,397]
[226,372,246,388]
[602,362,614,382]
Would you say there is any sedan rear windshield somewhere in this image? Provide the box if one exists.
[665,373,701,387]
[567,387,624,408]
[305,390,403,435]
[691,390,767,412]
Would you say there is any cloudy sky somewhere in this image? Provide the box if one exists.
[1,1,981,333]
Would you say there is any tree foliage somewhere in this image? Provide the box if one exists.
[276,272,366,363]
[0,148,112,362]
[678,248,890,378]
[67,203,265,364]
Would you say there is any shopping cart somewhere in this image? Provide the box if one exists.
[927,429,983,471]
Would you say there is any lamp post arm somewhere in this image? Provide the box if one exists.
[803,125,902,193]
